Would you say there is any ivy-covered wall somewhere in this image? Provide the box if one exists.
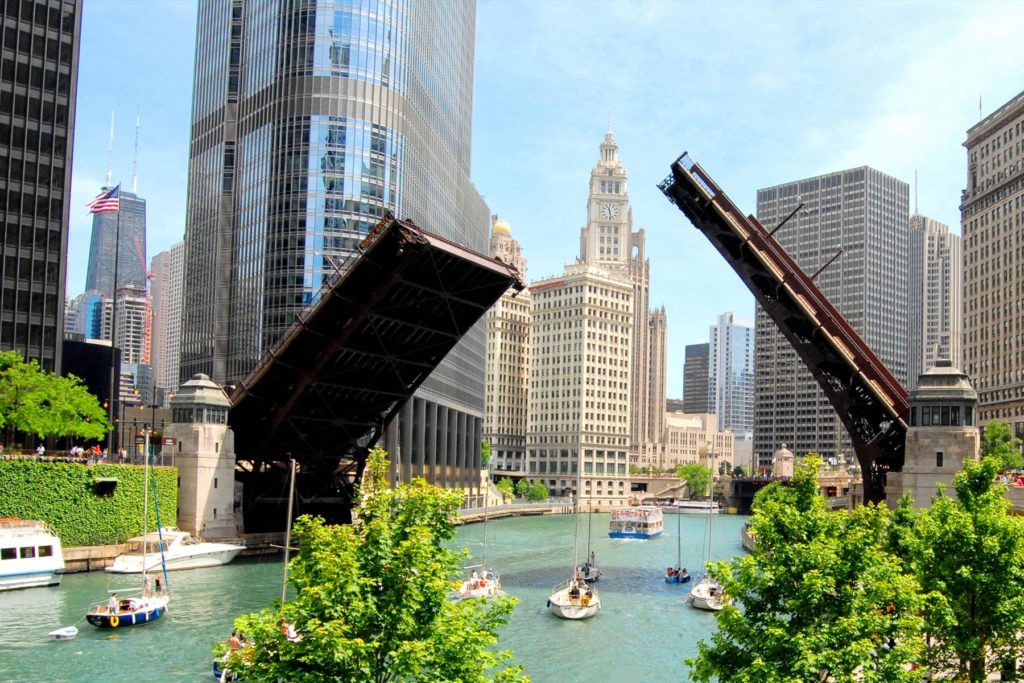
[0,461,178,547]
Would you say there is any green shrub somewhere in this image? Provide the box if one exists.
[0,460,178,546]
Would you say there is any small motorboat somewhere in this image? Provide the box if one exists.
[48,626,78,640]
[106,528,243,573]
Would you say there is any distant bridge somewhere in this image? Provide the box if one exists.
[659,154,908,504]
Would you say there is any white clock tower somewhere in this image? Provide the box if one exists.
[580,129,634,265]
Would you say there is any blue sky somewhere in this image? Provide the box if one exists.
[68,0,1024,396]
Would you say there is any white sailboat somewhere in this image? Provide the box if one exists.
[547,477,600,620]
[688,455,726,611]
[456,471,501,600]
[578,496,602,583]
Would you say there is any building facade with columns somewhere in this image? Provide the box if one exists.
[961,89,1024,443]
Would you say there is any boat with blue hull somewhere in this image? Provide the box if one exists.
[608,505,664,539]
[86,592,168,628]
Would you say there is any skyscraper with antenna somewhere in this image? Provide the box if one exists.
[84,113,148,296]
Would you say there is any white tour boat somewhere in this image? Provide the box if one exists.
[106,528,243,573]
[608,505,664,539]
[0,518,65,590]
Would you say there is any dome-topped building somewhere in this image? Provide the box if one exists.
[492,218,512,237]
[885,359,980,509]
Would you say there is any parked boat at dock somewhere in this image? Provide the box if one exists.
[0,518,64,590]
[608,505,664,539]
[665,500,722,514]
[106,528,243,573]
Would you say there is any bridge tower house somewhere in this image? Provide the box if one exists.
[166,373,239,540]
[885,360,979,509]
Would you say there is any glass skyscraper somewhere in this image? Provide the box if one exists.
[84,188,148,294]
[182,0,489,492]
[0,0,81,372]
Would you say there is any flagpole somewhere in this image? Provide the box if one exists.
[106,187,122,456]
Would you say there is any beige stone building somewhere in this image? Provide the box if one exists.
[961,89,1024,442]
[885,360,979,509]
[578,130,667,459]
[907,215,961,390]
[527,264,633,506]
[484,217,531,472]
[638,412,734,472]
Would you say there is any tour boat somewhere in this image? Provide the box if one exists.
[106,528,243,573]
[0,518,65,591]
[669,500,722,514]
[608,505,664,539]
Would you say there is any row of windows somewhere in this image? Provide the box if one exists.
[0,543,54,560]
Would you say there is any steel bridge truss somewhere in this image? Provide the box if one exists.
[659,153,908,503]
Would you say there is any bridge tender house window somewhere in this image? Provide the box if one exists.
[910,405,973,427]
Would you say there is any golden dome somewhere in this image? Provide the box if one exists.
[492,218,511,236]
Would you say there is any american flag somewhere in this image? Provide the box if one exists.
[86,185,120,213]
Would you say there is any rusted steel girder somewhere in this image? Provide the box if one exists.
[659,153,908,504]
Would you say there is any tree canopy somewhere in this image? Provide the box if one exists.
[0,351,109,442]
[526,481,548,501]
[675,463,712,498]
[688,457,927,682]
[495,477,514,501]
[220,448,527,682]
[910,456,1024,681]
[981,420,1023,472]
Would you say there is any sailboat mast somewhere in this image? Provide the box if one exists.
[142,443,149,583]
[481,467,489,568]
[280,459,296,605]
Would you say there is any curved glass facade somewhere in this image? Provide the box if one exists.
[182,0,489,501]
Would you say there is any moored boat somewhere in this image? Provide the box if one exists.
[0,518,65,591]
[608,505,664,539]
[106,528,243,573]
[668,500,722,514]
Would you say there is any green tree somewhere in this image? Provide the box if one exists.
[221,448,527,682]
[981,420,1023,472]
[0,351,110,442]
[675,463,712,498]
[910,456,1024,681]
[495,477,514,501]
[481,439,492,467]
[526,481,548,501]
[514,478,530,499]
[688,458,926,683]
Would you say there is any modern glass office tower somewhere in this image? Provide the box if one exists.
[709,311,754,435]
[182,0,490,491]
[84,189,148,293]
[0,0,81,372]
[754,167,908,467]
[682,342,710,414]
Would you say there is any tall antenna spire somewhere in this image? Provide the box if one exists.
[131,109,140,193]
[105,111,115,188]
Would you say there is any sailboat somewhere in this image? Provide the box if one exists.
[455,471,501,600]
[688,456,726,610]
[578,495,602,583]
[85,450,169,628]
[547,476,600,620]
[215,458,298,681]
[664,505,691,584]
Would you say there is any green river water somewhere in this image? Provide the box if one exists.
[0,512,747,682]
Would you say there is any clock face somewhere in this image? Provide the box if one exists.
[601,203,619,220]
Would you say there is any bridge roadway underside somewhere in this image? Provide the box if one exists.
[228,217,521,530]
[660,155,908,504]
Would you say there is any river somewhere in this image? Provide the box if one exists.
[0,512,747,682]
